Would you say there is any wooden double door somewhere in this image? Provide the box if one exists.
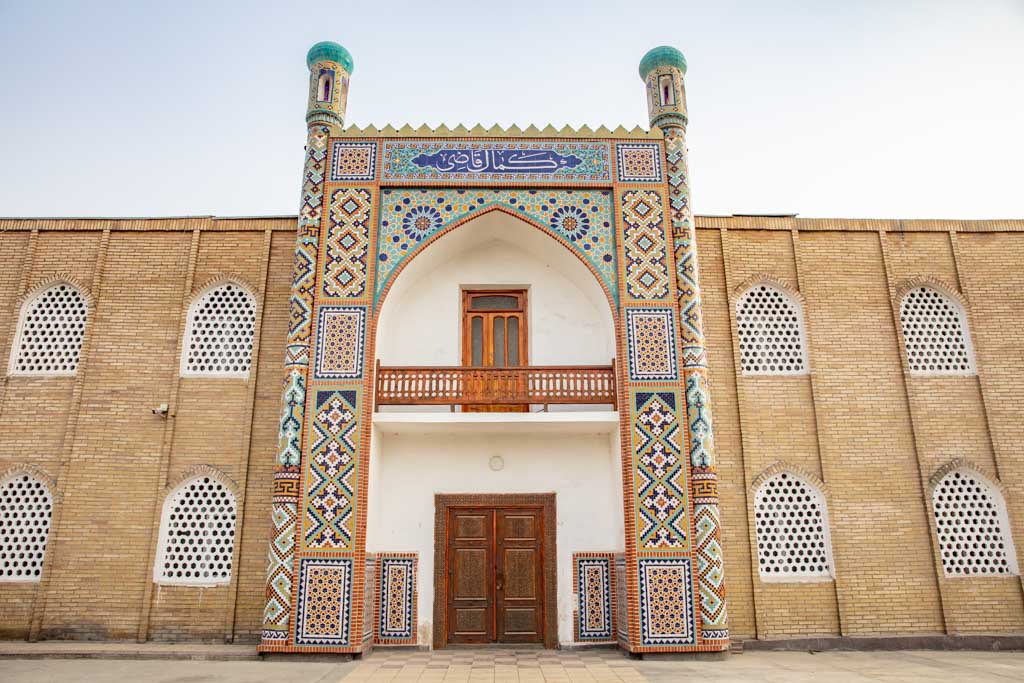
[445,506,545,644]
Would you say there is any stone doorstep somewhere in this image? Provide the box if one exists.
[0,641,260,661]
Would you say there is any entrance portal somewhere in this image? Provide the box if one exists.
[433,494,558,649]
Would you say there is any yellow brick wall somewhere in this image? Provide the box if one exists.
[0,217,1021,644]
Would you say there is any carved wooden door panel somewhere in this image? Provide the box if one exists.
[446,508,495,644]
[495,508,544,643]
[445,506,545,645]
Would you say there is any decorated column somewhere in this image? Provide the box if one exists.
[260,41,354,652]
[640,46,729,647]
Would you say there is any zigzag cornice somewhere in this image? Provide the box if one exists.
[330,123,663,139]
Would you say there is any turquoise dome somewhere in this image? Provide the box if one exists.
[638,45,687,79]
[306,41,354,73]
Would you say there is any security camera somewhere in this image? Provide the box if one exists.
[152,403,169,417]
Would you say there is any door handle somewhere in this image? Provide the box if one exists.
[496,573,504,592]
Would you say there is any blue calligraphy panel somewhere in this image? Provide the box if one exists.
[381,141,611,185]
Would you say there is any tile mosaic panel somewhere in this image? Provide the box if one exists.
[313,306,366,380]
[302,390,359,550]
[574,555,614,641]
[694,499,728,640]
[375,189,617,303]
[616,143,663,183]
[376,556,417,643]
[262,501,297,640]
[685,371,714,468]
[323,188,372,299]
[381,140,611,184]
[637,557,697,646]
[632,391,689,550]
[277,369,305,467]
[330,141,377,182]
[621,189,669,300]
[625,308,679,382]
[295,557,353,646]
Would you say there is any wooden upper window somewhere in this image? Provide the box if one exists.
[462,290,528,368]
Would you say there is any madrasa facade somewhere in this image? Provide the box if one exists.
[0,42,1021,656]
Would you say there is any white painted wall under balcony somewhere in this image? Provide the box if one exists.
[365,423,625,647]
[374,210,616,374]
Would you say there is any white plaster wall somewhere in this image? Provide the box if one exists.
[365,428,624,646]
[374,211,617,411]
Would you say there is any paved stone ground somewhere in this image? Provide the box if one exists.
[1,646,1023,682]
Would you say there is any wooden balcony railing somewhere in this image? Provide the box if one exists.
[374,361,617,410]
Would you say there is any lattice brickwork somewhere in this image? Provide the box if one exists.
[899,286,974,375]
[0,473,53,582]
[155,476,238,585]
[10,283,88,375]
[754,472,833,580]
[182,282,256,376]
[933,469,1017,576]
[736,284,807,375]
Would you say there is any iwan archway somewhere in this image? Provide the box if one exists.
[259,40,728,655]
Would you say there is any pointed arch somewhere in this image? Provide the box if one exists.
[180,277,258,378]
[154,466,239,586]
[374,204,619,319]
[8,276,91,376]
[733,275,808,375]
[750,463,834,582]
[896,277,975,376]
[929,460,1017,577]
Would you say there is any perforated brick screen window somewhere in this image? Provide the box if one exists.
[181,283,256,377]
[754,472,833,580]
[736,284,808,375]
[155,476,237,586]
[0,473,53,582]
[899,286,974,375]
[933,469,1018,576]
[10,283,88,375]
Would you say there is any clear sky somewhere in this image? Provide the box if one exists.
[0,1,1021,219]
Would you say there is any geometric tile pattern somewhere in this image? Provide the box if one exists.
[614,555,629,646]
[295,557,353,646]
[375,555,417,644]
[694,501,728,641]
[381,140,611,184]
[625,308,678,382]
[637,558,696,646]
[375,189,617,304]
[303,390,359,550]
[632,391,688,550]
[313,306,366,380]
[616,143,662,183]
[573,554,615,641]
[262,501,297,641]
[330,142,377,182]
[290,126,330,363]
[665,130,706,369]
[323,189,372,298]
[621,189,669,300]
[277,369,305,467]
[685,372,714,469]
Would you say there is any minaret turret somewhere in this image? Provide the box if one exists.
[638,45,731,650]
[639,45,688,131]
[306,41,353,128]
